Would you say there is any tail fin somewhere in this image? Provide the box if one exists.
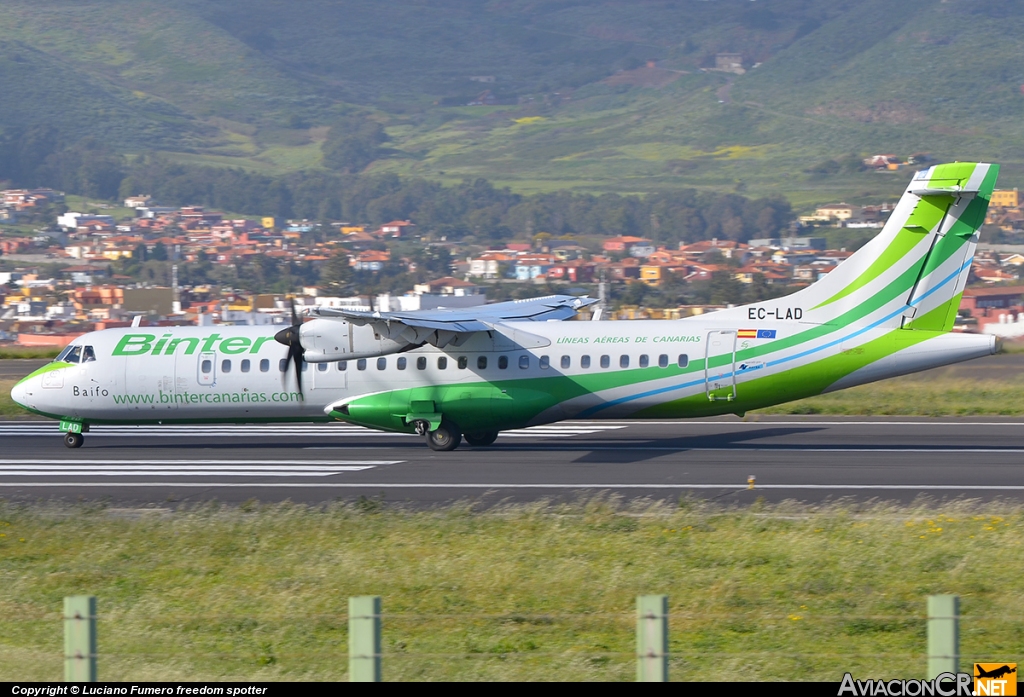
[723,162,998,331]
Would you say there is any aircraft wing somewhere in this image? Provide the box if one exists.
[306,294,597,347]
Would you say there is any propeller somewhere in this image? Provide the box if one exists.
[273,300,305,393]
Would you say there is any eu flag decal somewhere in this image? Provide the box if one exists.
[756,329,777,339]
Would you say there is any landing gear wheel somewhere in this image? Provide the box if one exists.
[426,421,462,452]
[63,432,84,449]
[465,431,498,447]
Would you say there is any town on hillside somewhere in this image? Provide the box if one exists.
[4,187,1024,347]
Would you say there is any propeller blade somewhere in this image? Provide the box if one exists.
[273,298,305,394]
[291,341,303,393]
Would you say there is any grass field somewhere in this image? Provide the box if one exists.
[0,348,60,360]
[757,376,1024,416]
[0,499,1019,681]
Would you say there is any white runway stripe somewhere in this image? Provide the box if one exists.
[0,483,1022,490]
[0,423,626,438]
[0,459,401,477]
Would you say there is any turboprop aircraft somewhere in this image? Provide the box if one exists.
[10,162,1001,451]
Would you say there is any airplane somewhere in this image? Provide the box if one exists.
[975,665,1016,680]
[9,162,1001,451]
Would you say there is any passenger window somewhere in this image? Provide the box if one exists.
[377,357,386,370]
[279,358,288,372]
[561,355,570,369]
[457,356,468,369]
[658,354,668,368]
[678,354,689,368]
[222,359,231,373]
[318,362,328,372]
[357,359,367,371]
[260,359,270,372]
[620,355,629,368]
[639,354,649,368]
[83,346,96,362]
[477,356,487,369]
[519,355,530,369]
[337,360,347,371]
[498,355,508,369]
[539,355,550,369]
[65,346,82,364]
[241,359,251,373]
[202,359,212,373]
[397,357,407,370]
[600,355,610,369]
[417,357,427,370]
[581,355,591,369]
[437,357,447,370]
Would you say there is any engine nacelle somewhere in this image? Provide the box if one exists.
[299,318,411,362]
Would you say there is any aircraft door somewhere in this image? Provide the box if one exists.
[197,351,216,386]
[123,352,176,412]
[704,330,737,402]
[312,360,347,391]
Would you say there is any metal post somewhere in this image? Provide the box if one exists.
[349,595,381,682]
[636,594,668,682]
[64,595,96,682]
[927,594,959,679]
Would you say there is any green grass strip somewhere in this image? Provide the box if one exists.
[0,500,1020,681]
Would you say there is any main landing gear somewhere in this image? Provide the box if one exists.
[465,431,498,447]
[63,432,84,449]
[412,419,499,451]
[426,420,462,452]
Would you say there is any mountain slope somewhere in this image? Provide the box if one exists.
[0,0,1023,202]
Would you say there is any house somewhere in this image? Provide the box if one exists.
[974,267,1020,284]
[351,249,391,271]
[123,195,152,208]
[814,203,856,222]
[606,257,642,280]
[603,236,652,254]
[713,53,745,75]
[548,260,595,283]
[412,277,482,297]
[469,251,514,279]
[514,254,556,281]
[991,188,1020,209]
[863,155,901,169]
[376,220,416,238]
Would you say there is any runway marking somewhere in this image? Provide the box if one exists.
[0,459,401,477]
[0,424,627,439]
[1,483,1024,490]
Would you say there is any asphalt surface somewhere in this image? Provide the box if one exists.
[1,417,1024,506]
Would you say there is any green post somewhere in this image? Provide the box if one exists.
[927,594,959,679]
[64,595,97,682]
[349,595,381,682]
[636,594,668,682]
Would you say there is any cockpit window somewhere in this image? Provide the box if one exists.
[55,345,76,362]
[82,346,96,362]
[64,346,82,364]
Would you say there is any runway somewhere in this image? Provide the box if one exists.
[1,417,1023,505]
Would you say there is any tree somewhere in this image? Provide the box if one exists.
[319,250,353,290]
[151,242,168,261]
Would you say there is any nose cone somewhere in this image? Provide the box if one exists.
[10,380,27,408]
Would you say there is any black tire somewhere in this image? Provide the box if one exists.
[465,431,498,447]
[426,421,462,451]
[63,432,84,449]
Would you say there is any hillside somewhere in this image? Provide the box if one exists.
[1,0,1024,204]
